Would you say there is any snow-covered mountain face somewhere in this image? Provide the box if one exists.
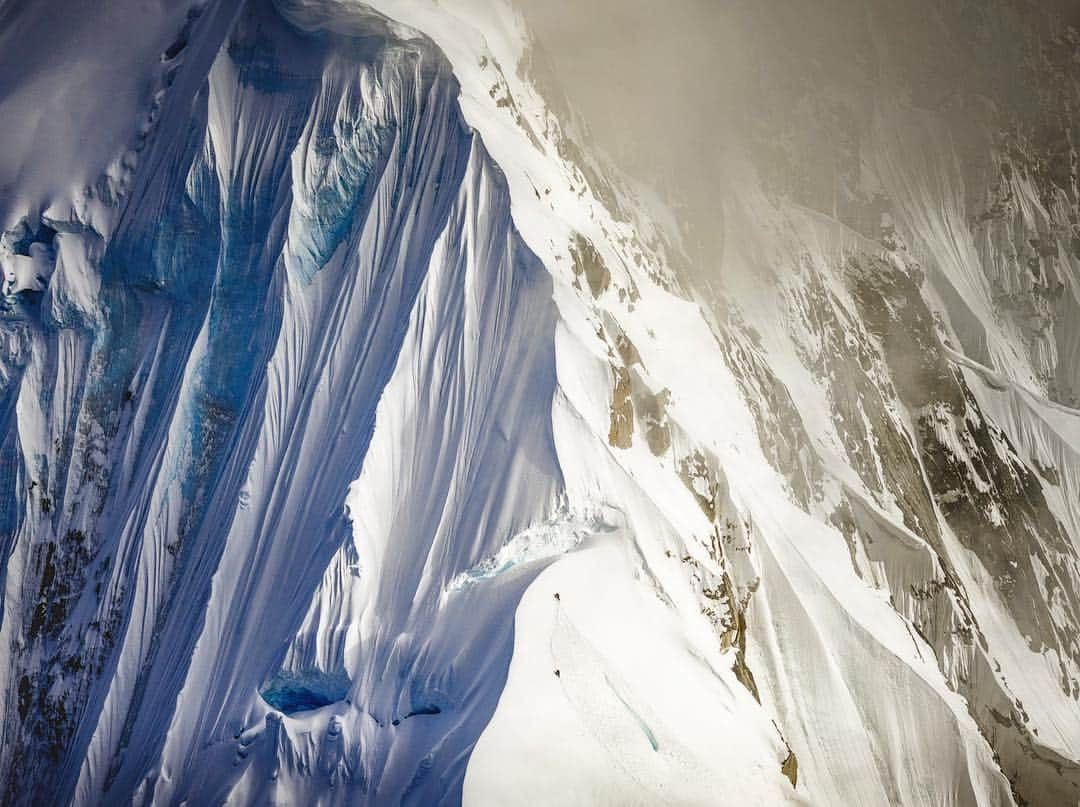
[1,0,1078,805]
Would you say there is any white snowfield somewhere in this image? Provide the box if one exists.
[0,0,1078,805]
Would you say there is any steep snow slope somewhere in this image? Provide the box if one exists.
[0,1,1078,806]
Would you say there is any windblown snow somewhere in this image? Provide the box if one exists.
[0,0,1079,805]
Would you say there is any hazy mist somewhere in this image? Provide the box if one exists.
[519,0,1080,271]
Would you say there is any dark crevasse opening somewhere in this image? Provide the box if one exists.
[391,705,442,726]
[259,669,351,715]
[163,36,188,60]
[11,220,57,257]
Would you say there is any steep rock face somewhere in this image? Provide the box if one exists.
[702,2,1080,800]
[0,1,1079,806]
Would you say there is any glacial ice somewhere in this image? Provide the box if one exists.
[259,669,351,715]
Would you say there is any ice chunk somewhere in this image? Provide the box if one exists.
[446,504,619,593]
